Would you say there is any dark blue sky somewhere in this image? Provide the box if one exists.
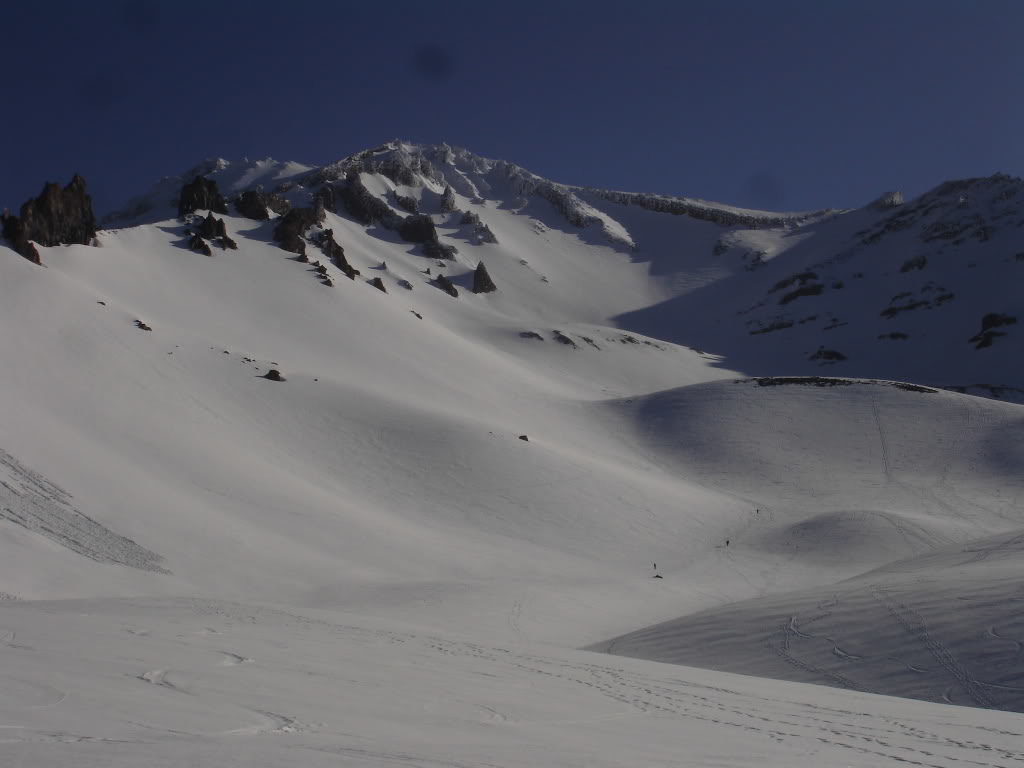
[3,0,1022,216]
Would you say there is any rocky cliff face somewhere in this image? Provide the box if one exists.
[273,206,326,256]
[1,175,97,264]
[178,176,228,217]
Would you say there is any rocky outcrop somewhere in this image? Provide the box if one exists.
[313,229,357,279]
[188,233,212,256]
[395,213,458,259]
[424,239,458,260]
[264,369,285,381]
[440,185,458,213]
[394,194,418,213]
[341,172,399,227]
[2,175,97,264]
[314,185,341,213]
[273,206,325,256]
[178,176,227,217]
[592,187,828,229]
[397,214,437,243]
[2,210,40,263]
[194,213,236,249]
[370,277,387,293]
[265,193,291,216]
[460,210,498,244]
[235,190,270,220]
[435,274,458,297]
[197,212,227,239]
[970,313,1016,349]
[472,262,497,293]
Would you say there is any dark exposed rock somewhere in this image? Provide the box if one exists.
[218,235,238,250]
[370,277,387,293]
[552,331,577,347]
[519,331,544,340]
[341,172,399,226]
[178,176,227,217]
[424,239,457,260]
[770,272,818,293]
[273,206,325,256]
[881,300,929,318]
[197,212,227,239]
[979,312,1017,332]
[397,279,413,290]
[518,435,529,442]
[460,210,498,244]
[753,376,936,393]
[394,194,418,213]
[314,185,341,213]
[234,190,270,220]
[435,274,458,297]
[265,194,291,216]
[778,283,823,305]
[188,233,212,256]
[440,185,458,213]
[900,255,927,272]
[472,261,497,293]
[264,369,285,381]
[134,320,152,331]
[2,175,97,264]
[398,214,437,243]
[809,347,847,362]
[323,278,334,286]
[314,229,357,279]
[970,313,1016,349]
[749,320,793,335]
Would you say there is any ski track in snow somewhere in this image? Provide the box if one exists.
[0,448,167,572]
[3,598,1022,767]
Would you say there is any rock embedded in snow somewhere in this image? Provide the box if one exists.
[370,277,387,293]
[440,185,458,213]
[197,212,228,240]
[424,239,457,260]
[394,193,418,213]
[398,214,438,243]
[341,172,398,226]
[435,273,458,297]
[272,206,325,256]
[1,174,97,264]
[177,176,227,217]
[969,312,1016,349]
[234,190,270,220]
[472,262,497,293]
[188,233,212,256]
[263,369,285,381]
[314,229,357,279]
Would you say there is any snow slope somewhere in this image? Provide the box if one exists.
[1,140,1023,765]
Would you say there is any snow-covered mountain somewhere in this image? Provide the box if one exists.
[1,141,1023,767]
[104,141,1024,399]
